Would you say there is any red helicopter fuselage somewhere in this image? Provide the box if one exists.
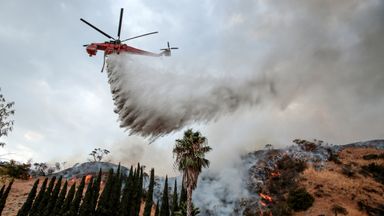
[86,42,162,57]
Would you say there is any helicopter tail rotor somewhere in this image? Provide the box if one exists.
[160,41,178,56]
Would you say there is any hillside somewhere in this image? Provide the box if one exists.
[297,147,384,216]
[240,139,384,216]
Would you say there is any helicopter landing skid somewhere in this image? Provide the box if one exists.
[101,53,106,72]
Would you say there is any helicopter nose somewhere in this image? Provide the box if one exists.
[86,47,97,56]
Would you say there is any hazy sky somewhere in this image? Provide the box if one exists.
[0,0,383,176]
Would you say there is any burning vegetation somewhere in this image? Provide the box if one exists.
[241,139,384,216]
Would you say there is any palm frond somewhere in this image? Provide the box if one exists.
[173,129,212,191]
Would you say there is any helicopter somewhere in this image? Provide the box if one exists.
[80,8,178,71]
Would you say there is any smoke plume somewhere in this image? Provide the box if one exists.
[106,0,384,142]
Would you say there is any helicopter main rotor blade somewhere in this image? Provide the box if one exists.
[117,8,124,40]
[80,18,115,40]
[121,31,159,42]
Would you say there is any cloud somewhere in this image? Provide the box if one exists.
[24,131,44,142]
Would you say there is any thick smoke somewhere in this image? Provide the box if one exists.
[107,0,383,140]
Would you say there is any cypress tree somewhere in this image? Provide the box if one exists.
[143,168,155,216]
[171,179,179,216]
[135,166,144,216]
[51,180,68,216]
[79,176,94,216]
[128,165,135,215]
[120,166,134,216]
[160,176,170,216]
[119,176,129,216]
[29,177,48,216]
[179,177,187,207]
[154,200,160,216]
[0,180,14,214]
[68,176,86,215]
[0,185,5,200]
[129,164,140,216]
[96,169,114,216]
[60,182,76,215]
[110,164,122,215]
[17,179,40,216]
[35,176,56,215]
[91,169,102,213]
[43,176,62,216]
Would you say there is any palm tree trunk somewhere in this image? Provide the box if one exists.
[186,185,193,216]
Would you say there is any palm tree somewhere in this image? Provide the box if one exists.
[173,129,212,216]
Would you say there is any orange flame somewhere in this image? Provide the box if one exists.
[271,171,280,177]
[85,175,93,183]
[259,193,273,216]
[260,193,273,202]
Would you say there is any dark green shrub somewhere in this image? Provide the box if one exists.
[341,165,355,177]
[271,202,292,216]
[293,139,318,152]
[361,163,384,184]
[0,160,30,179]
[277,155,307,173]
[268,155,306,195]
[331,204,348,215]
[268,171,296,194]
[287,188,314,211]
[358,200,384,216]
[363,153,384,160]
[325,147,342,164]
[174,202,200,216]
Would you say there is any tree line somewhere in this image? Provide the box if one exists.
[0,162,200,216]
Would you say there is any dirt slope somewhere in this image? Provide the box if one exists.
[296,147,384,216]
